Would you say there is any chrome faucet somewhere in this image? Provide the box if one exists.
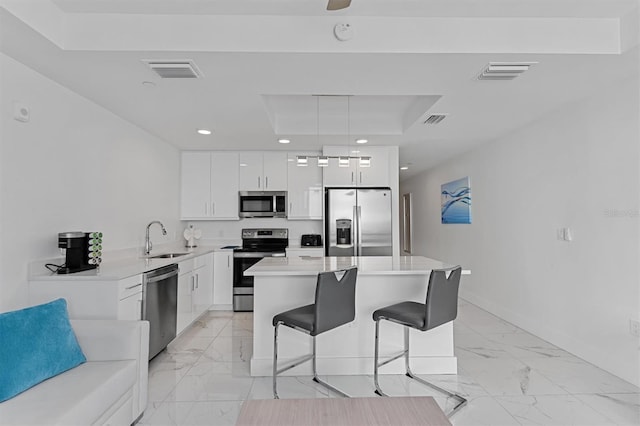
[144,221,167,255]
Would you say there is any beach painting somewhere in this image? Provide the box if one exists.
[441,177,471,224]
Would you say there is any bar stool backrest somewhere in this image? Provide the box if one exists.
[424,266,462,331]
[312,267,358,336]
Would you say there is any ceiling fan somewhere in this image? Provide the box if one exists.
[327,0,351,11]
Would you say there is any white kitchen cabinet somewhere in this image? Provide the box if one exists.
[117,274,143,320]
[239,152,287,191]
[177,254,213,334]
[213,250,233,309]
[287,152,323,220]
[181,152,239,220]
[118,291,143,320]
[176,260,195,334]
[210,153,240,219]
[29,273,143,320]
[192,253,213,319]
[322,146,389,187]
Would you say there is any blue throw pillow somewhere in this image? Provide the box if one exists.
[0,298,86,402]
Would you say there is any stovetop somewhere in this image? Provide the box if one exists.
[237,228,288,253]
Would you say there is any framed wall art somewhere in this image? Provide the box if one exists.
[441,176,471,224]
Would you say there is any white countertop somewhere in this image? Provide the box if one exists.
[29,245,233,281]
[246,256,469,277]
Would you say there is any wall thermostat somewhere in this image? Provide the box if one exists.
[333,23,354,41]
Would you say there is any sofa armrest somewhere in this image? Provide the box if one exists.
[70,320,149,420]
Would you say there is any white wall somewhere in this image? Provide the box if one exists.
[0,53,181,311]
[401,75,640,386]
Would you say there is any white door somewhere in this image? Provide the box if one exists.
[262,152,288,191]
[357,146,389,187]
[176,271,194,334]
[211,152,240,219]
[238,152,264,190]
[213,251,233,306]
[322,146,357,186]
[288,152,323,220]
[181,152,211,219]
[117,292,143,320]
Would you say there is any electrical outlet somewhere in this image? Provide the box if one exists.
[630,319,640,337]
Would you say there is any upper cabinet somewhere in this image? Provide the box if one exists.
[322,146,390,187]
[287,152,323,220]
[239,152,287,191]
[181,152,239,220]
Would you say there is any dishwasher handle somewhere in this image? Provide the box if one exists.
[145,268,178,284]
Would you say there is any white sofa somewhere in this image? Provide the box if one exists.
[0,320,149,426]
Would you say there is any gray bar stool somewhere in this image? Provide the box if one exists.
[372,266,467,417]
[272,267,358,399]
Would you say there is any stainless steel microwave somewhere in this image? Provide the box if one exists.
[239,191,287,218]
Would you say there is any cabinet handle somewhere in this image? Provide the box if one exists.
[265,176,268,188]
[227,255,230,268]
[125,283,142,290]
[351,171,354,184]
[196,273,199,289]
[258,176,261,189]
[191,276,195,291]
[211,202,215,216]
[360,171,362,184]
[138,299,144,321]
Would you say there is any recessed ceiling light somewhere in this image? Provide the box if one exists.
[197,129,211,135]
[400,166,409,171]
[141,81,156,88]
[278,139,290,144]
[356,139,368,144]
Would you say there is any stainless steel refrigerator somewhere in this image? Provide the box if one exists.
[325,187,392,256]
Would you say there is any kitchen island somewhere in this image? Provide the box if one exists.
[246,256,469,377]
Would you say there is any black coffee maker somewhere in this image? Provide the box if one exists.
[57,232,102,274]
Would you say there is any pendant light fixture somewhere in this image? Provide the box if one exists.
[297,95,372,168]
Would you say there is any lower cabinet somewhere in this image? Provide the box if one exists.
[212,250,233,309]
[29,274,144,320]
[177,253,214,334]
[118,291,143,320]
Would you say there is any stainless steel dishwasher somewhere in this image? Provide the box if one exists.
[143,264,178,359]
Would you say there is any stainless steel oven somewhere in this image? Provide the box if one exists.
[239,192,287,218]
[233,228,288,312]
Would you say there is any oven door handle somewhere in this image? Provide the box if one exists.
[234,252,285,258]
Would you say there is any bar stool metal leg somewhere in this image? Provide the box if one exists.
[312,336,350,397]
[273,322,280,399]
[273,323,350,399]
[373,318,468,418]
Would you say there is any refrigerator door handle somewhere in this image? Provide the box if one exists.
[352,205,359,256]
[356,206,363,256]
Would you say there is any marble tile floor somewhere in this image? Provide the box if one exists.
[139,300,640,425]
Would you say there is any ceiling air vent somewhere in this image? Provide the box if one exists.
[477,62,536,81]
[143,60,202,79]
[424,114,448,125]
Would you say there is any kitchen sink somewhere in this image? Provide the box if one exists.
[149,252,189,259]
